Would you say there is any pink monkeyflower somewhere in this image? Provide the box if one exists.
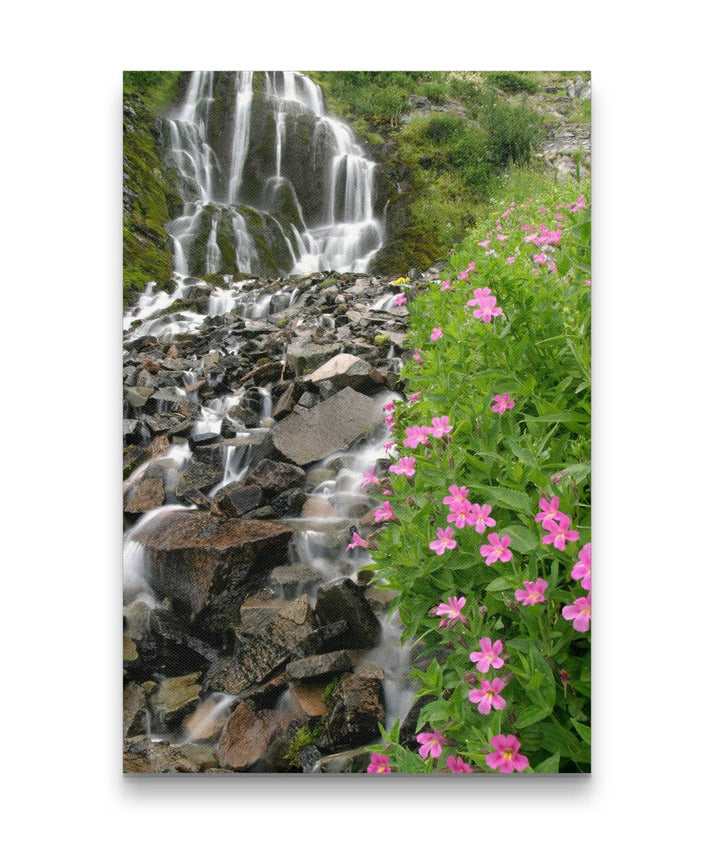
[533,253,547,265]
[506,256,515,264]
[535,495,561,524]
[403,424,430,449]
[514,578,548,606]
[443,484,469,507]
[571,194,587,212]
[467,288,503,322]
[440,280,453,291]
[429,526,457,555]
[541,512,580,551]
[491,393,516,414]
[497,234,508,245]
[374,501,395,523]
[435,595,467,628]
[430,415,453,438]
[382,401,395,413]
[477,239,491,250]
[470,637,504,673]
[485,734,529,774]
[480,533,513,565]
[389,456,416,478]
[384,414,395,430]
[562,594,591,632]
[361,468,380,488]
[469,677,507,715]
[547,261,557,273]
[466,261,476,272]
[408,391,421,403]
[572,543,592,591]
[367,753,392,774]
[584,279,592,287]
[417,729,448,760]
[447,755,472,773]
[346,532,369,551]
[472,503,496,534]
[457,270,469,281]
[430,327,443,341]
[538,205,548,214]
[382,441,396,452]
[394,293,407,306]
[447,498,476,529]
[412,351,424,364]
[383,489,393,495]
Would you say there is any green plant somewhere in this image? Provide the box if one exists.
[485,71,539,94]
[284,725,321,768]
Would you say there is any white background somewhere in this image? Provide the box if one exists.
[1,1,717,852]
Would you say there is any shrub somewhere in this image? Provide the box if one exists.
[485,71,539,94]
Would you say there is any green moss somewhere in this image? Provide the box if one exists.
[283,725,321,769]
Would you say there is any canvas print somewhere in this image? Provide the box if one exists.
[123,71,591,774]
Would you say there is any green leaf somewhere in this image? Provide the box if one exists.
[486,576,512,592]
[502,525,538,554]
[533,752,560,774]
[474,484,532,514]
[514,703,552,729]
[571,719,592,743]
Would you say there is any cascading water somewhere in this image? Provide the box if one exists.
[161,71,385,280]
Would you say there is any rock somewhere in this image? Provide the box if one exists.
[123,634,138,662]
[123,445,151,479]
[323,672,385,751]
[306,353,383,392]
[270,488,306,517]
[175,460,223,498]
[133,511,294,629]
[301,496,335,518]
[298,744,323,772]
[286,342,342,376]
[245,458,306,496]
[271,387,385,466]
[272,383,297,420]
[182,694,236,741]
[215,483,263,517]
[239,673,288,708]
[189,432,220,449]
[130,609,216,678]
[315,578,382,649]
[291,683,328,716]
[123,682,147,737]
[269,564,324,595]
[126,386,153,409]
[150,673,202,727]
[124,477,165,513]
[312,747,372,774]
[286,651,353,682]
[123,736,216,774]
[216,703,291,771]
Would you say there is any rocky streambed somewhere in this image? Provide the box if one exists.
[123,269,436,773]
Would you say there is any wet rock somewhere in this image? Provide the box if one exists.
[182,694,237,741]
[175,460,224,498]
[239,673,288,708]
[215,483,263,517]
[123,682,147,737]
[145,413,192,436]
[133,511,294,629]
[245,458,306,497]
[123,736,216,774]
[272,383,297,419]
[312,747,372,774]
[306,353,384,392]
[286,342,342,376]
[124,477,165,513]
[298,744,323,773]
[123,445,151,479]
[123,634,138,662]
[323,672,385,751]
[189,432,221,449]
[301,496,335,518]
[150,672,202,729]
[286,651,353,682]
[216,703,292,771]
[301,619,350,655]
[315,578,382,649]
[269,564,324,595]
[271,387,385,466]
[291,683,328,717]
[270,487,306,517]
[129,608,216,678]
[126,386,153,409]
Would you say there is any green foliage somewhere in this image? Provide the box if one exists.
[123,71,183,114]
[365,187,591,773]
[284,726,321,768]
[485,71,539,94]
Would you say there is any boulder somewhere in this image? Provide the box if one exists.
[312,747,372,774]
[286,651,353,682]
[150,673,202,728]
[132,511,294,629]
[175,460,223,498]
[215,483,263,517]
[216,703,292,771]
[245,458,306,497]
[306,353,383,392]
[271,387,385,466]
[123,682,147,738]
[315,578,382,649]
[123,736,216,774]
[124,477,165,513]
[323,671,385,751]
[286,342,342,376]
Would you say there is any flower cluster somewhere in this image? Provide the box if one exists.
[466,286,503,322]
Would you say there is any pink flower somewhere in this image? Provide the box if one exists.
[403,424,430,449]
[383,489,393,495]
[491,393,516,414]
[389,456,416,477]
[469,678,507,714]
[572,543,592,591]
[533,253,547,265]
[384,414,395,430]
[477,240,491,250]
[480,533,513,565]
[382,441,396,452]
[412,351,424,364]
[467,288,503,322]
[374,501,394,523]
[547,261,557,273]
[440,280,453,291]
[382,401,395,413]
[367,753,392,773]
[361,468,380,488]
[394,293,407,306]
[346,532,369,551]
[472,503,495,534]
[443,484,469,507]
[447,755,472,773]
[429,526,457,555]
[514,578,548,605]
[497,234,508,244]
[417,730,448,760]
[541,512,580,551]
[562,594,591,632]
[535,496,560,524]
[485,734,528,774]
[506,256,515,264]
[429,415,453,438]
[430,327,443,341]
[447,498,476,529]
[457,270,469,281]
[466,261,476,272]
[408,391,421,403]
[435,595,467,628]
[571,194,587,212]
[470,637,504,673]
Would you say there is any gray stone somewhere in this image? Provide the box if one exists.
[315,578,382,649]
[175,460,223,498]
[124,477,164,513]
[286,342,342,376]
[286,650,353,682]
[306,352,383,392]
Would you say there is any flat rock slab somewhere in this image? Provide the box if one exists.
[286,650,353,682]
[306,353,383,392]
[133,511,293,619]
[124,477,165,513]
[271,387,385,466]
[286,342,342,376]
[216,703,292,771]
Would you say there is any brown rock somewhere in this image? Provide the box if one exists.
[216,703,291,770]
[150,673,202,728]
[302,496,335,518]
[306,353,384,392]
[286,650,353,682]
[124,477,165,513]
[290,682,328,716]
[123,682,146,737]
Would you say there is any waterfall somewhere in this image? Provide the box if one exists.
[162,71,385,279]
